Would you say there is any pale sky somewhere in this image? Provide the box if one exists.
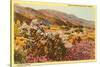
[18,4,96,21]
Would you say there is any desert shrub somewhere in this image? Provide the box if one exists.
[47,34,66,61]
[14,49,26,63]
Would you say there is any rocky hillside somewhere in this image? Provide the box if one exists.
[14,5,95,28]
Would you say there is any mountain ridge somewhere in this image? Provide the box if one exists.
[14,5,95,28]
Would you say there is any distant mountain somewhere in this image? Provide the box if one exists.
[39,9,94,28]
[14,5,95,28]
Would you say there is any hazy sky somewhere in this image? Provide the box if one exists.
[18,4,96,21]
